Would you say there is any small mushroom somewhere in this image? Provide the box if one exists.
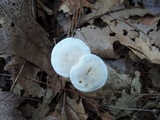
[70,54,108,92]
[51,37,91,78]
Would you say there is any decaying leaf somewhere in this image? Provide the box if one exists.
[100,112,115,120]
[0,91,25,120]
[105,10,160,64]
[48,76,66,99]
[4,55,64,120]
[43,116,58,120]
[32,103,50,120]
[0,0,54,76]
[75,26,116,59]
[47,95,88,120]
[5,56,64,103]
[103,65,133,90]
[66,96,88,120]
[5,56,44,97]
[1,0,160,120]
[51,102,63,120]
[75,9,160,64]
[59,0,91,14]
[79,0,125,25]
[81,64,140,100]
[113,90,141,116]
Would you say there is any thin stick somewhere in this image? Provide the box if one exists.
[105,89,160,96]
[25,76,55,88]
[10,62,25,91]
[105,105,157,112]
[0,73,12,77]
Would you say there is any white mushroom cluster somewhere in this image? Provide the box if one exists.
[51,37,108,92]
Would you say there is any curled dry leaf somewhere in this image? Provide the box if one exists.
[0,0,54,76]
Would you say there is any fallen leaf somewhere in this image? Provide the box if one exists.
[66,97,88,120]
[79,0,125,25]
[113,90,141,116]
[0,0,54,76]
[0,91,25,120]
[59,0,92,15]
[75,10,160,64]
[43,116,58,120]
[75,25,116,59]
[5,56,44,98]
[101,112,115,120]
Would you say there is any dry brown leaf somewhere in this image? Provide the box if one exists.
[130,15,159,25]
[49,102,67,120]
[59,0,92,14]
[20,102,52,120]
[79,0,125,25]
[66,97,88,120]
[105,66,132,90]
[101,112,115,120]
[113,91,141,116]
[81,65,140,105]
[128,50,141,62]
[4,56,63,120]
[0,91,25,120]
[43,116,58,120]
[0,0,54,76]
[76,10,160,64]
[106,10,160,64]
[75,26,116,59]
[53,103,63,120]
[5,56,63,105]
[48,76,66,98]
[5,56,44,97]
[32,103,50,120]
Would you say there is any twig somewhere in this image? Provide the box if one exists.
[10,62,25,91]
[37,0,53,15]
[25,76,54,88]
[0,73,12,77]
[31,0,37,19]
[105,89,160,96]
[104,105,157,112]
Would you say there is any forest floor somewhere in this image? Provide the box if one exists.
[0,0,160,120]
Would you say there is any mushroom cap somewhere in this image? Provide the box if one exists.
[51,37,91,78]
[70,54,108,92]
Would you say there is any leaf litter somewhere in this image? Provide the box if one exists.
[0,0,160,120]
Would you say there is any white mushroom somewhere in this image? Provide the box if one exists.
[70,54,108,92]
[51,37,91,78]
